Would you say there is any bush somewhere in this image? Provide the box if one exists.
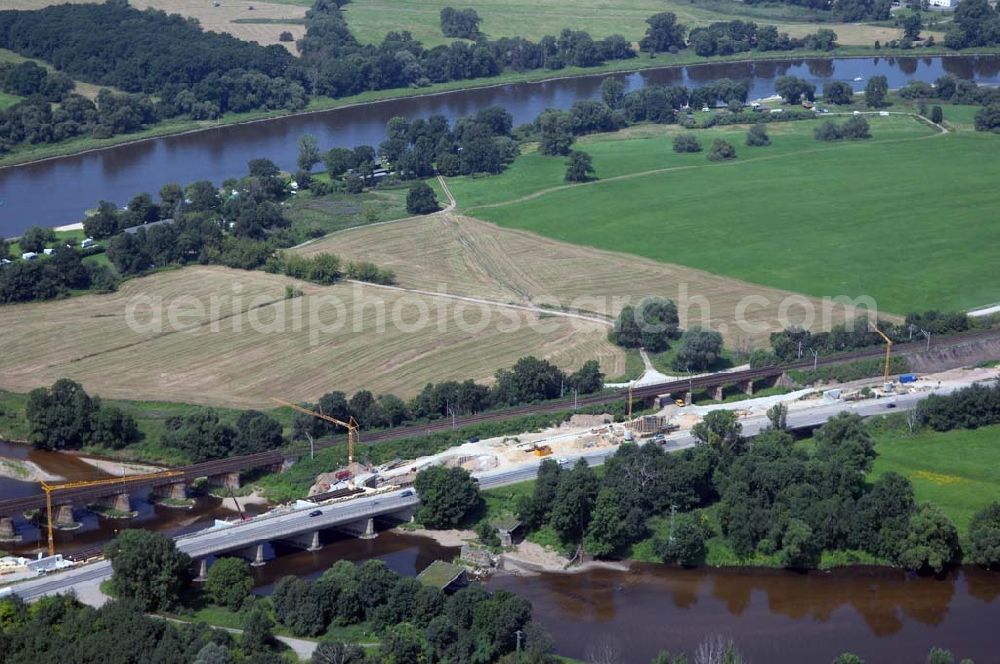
[706,138,736,161]
[974,104,1000,133]
[841,115,871,139]
[745,124,770,146]
[930,105,943,124]
[814,119,843,141]
[672,133,702,153]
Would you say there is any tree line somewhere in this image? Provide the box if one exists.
[507,410,972,572]
[755,310,977,366]
[292,356,605,438]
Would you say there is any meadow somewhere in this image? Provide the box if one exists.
[465,114,1000,314]
[341,0,912,48]
[871,423,1000,534]
[0,266,622,408]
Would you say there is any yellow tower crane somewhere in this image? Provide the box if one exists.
[271,398,360,481]
[869,321,894,386]
[40,469,182,556]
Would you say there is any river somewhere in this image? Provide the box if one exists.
[2,54,1000,236]
[242,530,1000,663]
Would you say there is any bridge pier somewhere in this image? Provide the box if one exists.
[280,530,322,552]
[711,384,724,401]
[740,379,754,396]
[0,516,18,542]
[54,503,76,528]
[93,493,133,516]
[155,481,188,501]
[194,558,209,582]
[684,391,692,406]
[236,544,267,567]
[340,517,377,540]
[209,472,241,490]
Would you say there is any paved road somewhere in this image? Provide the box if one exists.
[8,379,991,602]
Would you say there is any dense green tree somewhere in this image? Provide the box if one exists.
[774,76,816,104]
[564,150,595,182]
[105,529,192,611]
[865,75,889,107]
[535,109,575,156]
[323,147,355,178]
[297,134,321,172]
[691,409,743,453]
[833,654,866,664]
[823,81,854,105]
[415,466,481,528]
[233,410,284,455]
[519,458,563,528]
[850,472,914,560]
[968,502,1000,568]
[841,115,871,139]
[745,123,770,146]
[654,513,708,566]
[583,487,629,556]
[639,12,687,52]
[568,360,604,394]
[902,13,922,40]
[25,378,96,450]
[766,402,788,431]
[672,326,724,371]
[898,503,961,572]
[550,458,599,543]
[406,182,440,215]
[492,356,567,405]
[926,648,956,664]
[194,642,235,664]
[312,642,365,664]
[18,226,55,253]
[672,133,702,153]
[930,105,943,124]
[205,558,253,610]
[600,77,626,109]
[439,7,481,38]
[83,201,123,239]
[88,405,141,450]
[162,408,238,462]
[241,605,275,655]
[779,518,821,568]
[815,119,843,141]
[974,104,1000,132]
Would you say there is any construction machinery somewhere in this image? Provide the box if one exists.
[40,469,182,556]
[272,397,360,483]
[869,321,894,389]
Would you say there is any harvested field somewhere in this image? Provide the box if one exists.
[0,266,622,407]
[3,0,307,52]
[297,213,869,347]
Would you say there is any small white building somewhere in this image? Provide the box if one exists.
[81,238,95,249]
[928,0,958,7]
[21,251,37,260]
[43,248,55,256]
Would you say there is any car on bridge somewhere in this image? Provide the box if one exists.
[308,510,322,517]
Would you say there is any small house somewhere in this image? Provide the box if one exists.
[43,248,54,256]
[81,238,95,249]
[21,252,37,260]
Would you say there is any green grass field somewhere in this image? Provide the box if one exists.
[463,114,1000,313]
[342,0,896,48]
[870,424,1000,534]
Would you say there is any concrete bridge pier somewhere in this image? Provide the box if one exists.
[740,379,755,396]
[155,481,188,501]
[280,530,322,552]
[684,391,693,406]
[95,493,132,515]
[0,516,17,541]
[194,558,209,582]
[209,472,241,490]
[236,544,267,567]
[54,503,76,527]
[340,517,378,540]
[711,384,725,401]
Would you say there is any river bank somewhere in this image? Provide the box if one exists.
[2,45,997,172]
